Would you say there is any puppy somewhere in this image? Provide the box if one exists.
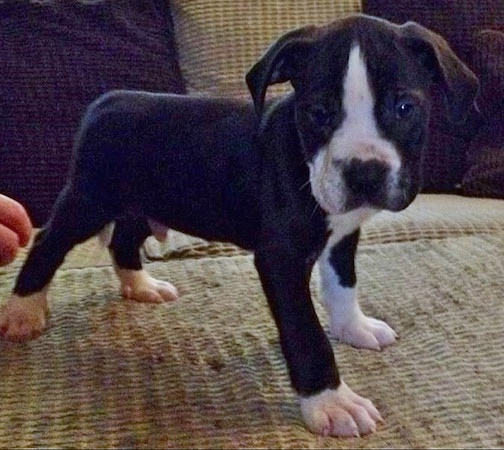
[0,14,477,437]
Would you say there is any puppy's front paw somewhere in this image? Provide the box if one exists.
[300,381,383,437]
[330,310,397,351]
[117,269,179,303]
[0,293,49,342]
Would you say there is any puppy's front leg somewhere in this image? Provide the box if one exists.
[255,249,381,437]
[319,229,397,350]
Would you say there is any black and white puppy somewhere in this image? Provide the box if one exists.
[0,15,477,437]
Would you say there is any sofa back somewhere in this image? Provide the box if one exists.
[0,0,186,226]
[1,0,503,226]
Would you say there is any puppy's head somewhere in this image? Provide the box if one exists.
[246,14,479,215]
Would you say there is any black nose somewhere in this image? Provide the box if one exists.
[342,158,389,196]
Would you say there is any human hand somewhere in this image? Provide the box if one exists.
[0,194,33,266]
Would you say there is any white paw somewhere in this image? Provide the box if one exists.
[300,381,383,437]
[330,310,397,351]
[0,292,49,342]
[117,269,178,303]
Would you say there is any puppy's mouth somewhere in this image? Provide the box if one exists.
[309,158,418,215]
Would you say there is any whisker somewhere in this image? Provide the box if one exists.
[298,180,311,192]
[310,202,322,220]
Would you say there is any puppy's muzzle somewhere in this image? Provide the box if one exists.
[340,157,416,213]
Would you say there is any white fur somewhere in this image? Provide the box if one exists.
[114,267,178,303]
[98,222,115,247]
[319,264,398,351]
[327,208,374,242]
[308,44,402,216]
[0,291,48,342]
[318,211,398,350]
[300,381,383,437]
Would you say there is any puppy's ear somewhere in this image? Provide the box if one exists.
[246,26,316,116]
[401,21,479,124]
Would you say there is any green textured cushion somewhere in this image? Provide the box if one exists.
[170,0,362,98]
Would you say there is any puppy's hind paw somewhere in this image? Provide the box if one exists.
[300,381,383,437]
[117,269,179,303]
[0,292,49,342]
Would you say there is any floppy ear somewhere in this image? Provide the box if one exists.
[401,21,479,124]
[246,25,316,116]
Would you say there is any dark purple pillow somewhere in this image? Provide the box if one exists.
[462,113,504,199]
[469,30,504,117]
[0,0,186,226]
[363,0,504,61]
[462,30,504,198]
[363,0,504,193]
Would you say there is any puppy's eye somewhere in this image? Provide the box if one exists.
[308,107,333,127]
[395,98,415,120]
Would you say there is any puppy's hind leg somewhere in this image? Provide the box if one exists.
[109,217,178,303]
[0,187,113,342]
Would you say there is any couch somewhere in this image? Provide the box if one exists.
[0,0,503,448]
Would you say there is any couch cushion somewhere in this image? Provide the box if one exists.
[363,0,504,193]
[361,194,504,245]
[2,222,504,448]
[0,0,185,226]
[170,0,361,99]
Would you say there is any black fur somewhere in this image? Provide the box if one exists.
[329,230,360,288]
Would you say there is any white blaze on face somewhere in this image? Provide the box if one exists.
[339,43,380,151]
[308,44,401,215]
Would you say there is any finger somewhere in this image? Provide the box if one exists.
[0,223,20,265]
[0,195,33,247]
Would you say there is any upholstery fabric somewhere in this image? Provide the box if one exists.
[462,30,504,198]
[462,115,504,199]
[363,0,504,61]
[1,195,504,448]
[170,0,362,99]
[469,30,504,115]
[0,0,186,226]
[363,0,504,193]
